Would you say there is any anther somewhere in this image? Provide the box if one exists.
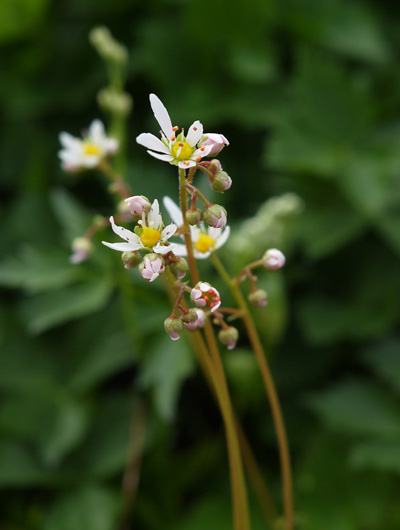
[179,142,184,147]
[194,127,197,131]
[171,136,176,141]
[200,145,205,151]
[173,126,179,131]
[196,156,201,162]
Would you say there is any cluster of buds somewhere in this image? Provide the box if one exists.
[164,306,206,341]
[207,159,232,192]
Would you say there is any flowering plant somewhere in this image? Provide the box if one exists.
[59,33,293,530]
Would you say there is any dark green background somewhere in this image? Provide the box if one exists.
[1,0,400,529]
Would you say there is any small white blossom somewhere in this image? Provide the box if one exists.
[102,199,177,255]
[163,196,230,259]
[136,94,213,169]
[58,120,119,172]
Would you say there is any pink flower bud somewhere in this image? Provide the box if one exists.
[168,257,189,279]
[201,134,229,156]
[263,249,286,271]
[121,250,141,269]
[203,204,227,229]
[190,282,221,312]
[184,309,206,331]
[248,289,268,307]
[210,171,232,192]
[164,317,183,341]
[70,237,93,264]
[218,326,239,350]
[124,195,151,217]
[139,253,165,282]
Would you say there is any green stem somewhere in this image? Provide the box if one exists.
[211,253,294,530]
[178,169,251,530]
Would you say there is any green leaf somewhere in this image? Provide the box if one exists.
[20,277,113,334]
[350,440,400,474]
[307,378,400,442]
[139,336,195,421]
[0,246,82,292]
[0,442,47,486]
[50,188,95,241]
[362,338,400,394]
[0,0,50,43]
[43,486,118,530]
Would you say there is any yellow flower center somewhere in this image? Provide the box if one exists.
[171,141,193,161]
[195,234,215,253]
[83,142,101,156]
[140,226,161,247]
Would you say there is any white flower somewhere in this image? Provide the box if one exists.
[136,94,213,169]
[102,199,177,255]
[191,282,221,312]
[58,120,119,172]
[163,196,230,259]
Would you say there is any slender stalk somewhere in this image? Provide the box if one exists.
[211,253,294,530]
[178,169,251,530]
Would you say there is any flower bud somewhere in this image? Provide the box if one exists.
[248,289,268,307]
[139,253,165,282]
[121,250,141,269]
[181,309,199,324]
[70,237,94,264]
[186,208,203,226]
[169,257,189,279]
[203,204,227,228]
[208,159,223,175]
[210,171,232,192]
[201,134,229,156]
[218,326,239,350]
[263,249,285,271]
[125,195,151,217]
[184,309,206,331]
[164,316,183,341]
[191,282,221,312]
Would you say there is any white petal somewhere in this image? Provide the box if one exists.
[192,144,212,159]
[154,243,177,255]
[136,133,170,154]
[215,226,230,249]
[190,226,201,242]
[163,196,184,225]
[161,223,177,240]
[109,216,140,246]
[147,199,161,229]
[170,243,188,257]
[178,160,196,169]
[208,227,222,240]
[147,150,175,163]
[186,120,203,146]
[59,132,80,150]
[193,249,210,260]
[88,120,105,142]
[102,241,140,252]
[150,94,174,139]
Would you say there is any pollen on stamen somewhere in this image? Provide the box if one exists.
[173,126,179,131]
[171,135,176,141]
[200,145,205,152]
[184,161,190,166]
[194,127,197,131]
[196,156,201,162]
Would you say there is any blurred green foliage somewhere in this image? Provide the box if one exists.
[1,0,400,529]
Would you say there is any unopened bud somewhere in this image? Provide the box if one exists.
[208,159,223,175]
[125,195,151,217]
[181,309,199,324]
[203,204,227,228]
[248,289,268,307]
[186,208,203,225]
[169,257,189,279]
[184,309,206,331]
[263,249,285,271]
[139,253,165,282]
[164,316,183,341]
[210,171,232,192]
[218,326,239,350]
[70,237,94,264]
[121,251,141,269]
[200,134,229,156]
